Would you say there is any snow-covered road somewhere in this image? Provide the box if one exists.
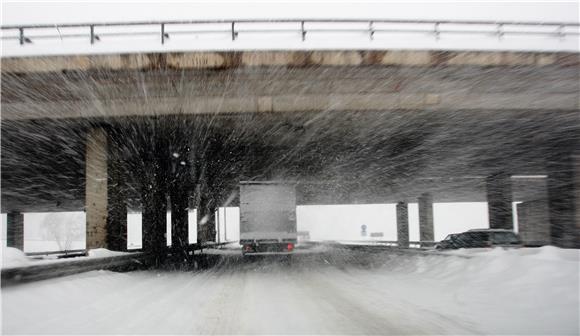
[2,246,578,335]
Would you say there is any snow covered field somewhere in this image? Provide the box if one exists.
[2,246,578,335]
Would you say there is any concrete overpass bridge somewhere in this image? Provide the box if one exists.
[2,48,579,253]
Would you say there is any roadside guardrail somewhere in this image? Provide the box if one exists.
[2,241,232,287]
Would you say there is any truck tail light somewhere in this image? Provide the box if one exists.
[287,243,294,252]
[244,245,253,252]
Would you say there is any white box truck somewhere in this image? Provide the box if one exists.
[239,181,297,255]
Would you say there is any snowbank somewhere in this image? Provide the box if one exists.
[364,246,579,335]
[1,247,31,269]
[1,246,578,335]
[440,245,580,261]
[87,248,130,258]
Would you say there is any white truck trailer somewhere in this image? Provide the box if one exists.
[239,181,297,255]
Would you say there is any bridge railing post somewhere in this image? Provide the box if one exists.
[18,27,24,45]
[433,22,440,40]
[496,23,504,40]
[231,21,237,41]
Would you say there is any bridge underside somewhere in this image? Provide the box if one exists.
[1,109,572,209]
[1,50,579,250]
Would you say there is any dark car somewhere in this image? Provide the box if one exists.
[435,233,460,250]
[435,229,522,250]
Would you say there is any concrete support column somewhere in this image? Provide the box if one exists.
[547,154,579,248]
[85,128,108,250]
[168,140,192,255]
[134,121,171,262]
[141,170,168,256]
[517,200,550,246]
[170,186,189,253]
[197,193,216,243]
[106,138,127,252]
[418,193,434,243]
[486,172,513,230]
[6,211,24,250]
[396,202,409,248]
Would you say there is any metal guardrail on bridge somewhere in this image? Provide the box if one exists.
[1,18,578,46]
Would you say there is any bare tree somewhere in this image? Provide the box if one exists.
[41,213,83,251]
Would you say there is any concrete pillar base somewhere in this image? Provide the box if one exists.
[141,181,168,257]
[547,154,579,248]
[517,200,550,246]
[418,193,434,243]
[197,202,217,244]
[85,128,108,250]
[486,172,513,230]
[396,202,409,248]
[6,211,24,250]
[106,135,128,251]
[170,186,189,256]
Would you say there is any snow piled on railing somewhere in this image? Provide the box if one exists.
[1,247,132,269]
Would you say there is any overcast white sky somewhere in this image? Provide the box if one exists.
[1,1,579,55]
[2,1,578,25]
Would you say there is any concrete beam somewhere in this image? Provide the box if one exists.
[547,154,580,248]
[2,51,578,74]
[396,202,409,248]
[486,172,513,230]
[85,128,108,250]
[3,51,578,121]
[6,211,24,250]
[4,93,578,121]
[418,193,434,242]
